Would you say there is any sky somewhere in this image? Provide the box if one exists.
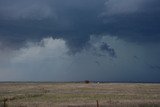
[0,0,160,82]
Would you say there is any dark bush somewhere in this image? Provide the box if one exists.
[84,80,90,84]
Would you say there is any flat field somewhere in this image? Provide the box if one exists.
[0,83,160,107]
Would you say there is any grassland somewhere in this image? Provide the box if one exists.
[0,82,160,107]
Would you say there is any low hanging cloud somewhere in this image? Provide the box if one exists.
[9,37,72,81]
[0,35,160,82]
[100,42,116,58]
[13,37,69,62]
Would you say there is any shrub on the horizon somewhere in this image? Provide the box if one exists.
[84,80,90,84]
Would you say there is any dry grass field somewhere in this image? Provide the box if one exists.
[0,82,160,107]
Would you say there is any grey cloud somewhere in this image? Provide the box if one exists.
[0,0,160,50]
[103,0,148,15]
[100,42,116,58]
[0,0,55,20]
[0,0,159,82]
[100,0,160,43]
[85,35,116,58]
[150,65,160,71]
[0,0,105,52]
[0,35,160,82]
[95,61,100,66]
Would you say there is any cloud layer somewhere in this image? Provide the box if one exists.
[0,0,55,20]
[0,0,160,50]
[0,35,160,82]
[0,0,160,82]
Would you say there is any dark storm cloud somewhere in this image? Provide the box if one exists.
[1,35,160,82]
[0,0,160,50]
[150,65,160,71]
[1,0,160,82]
[101,0,160,42]
[100,42,116,58]
[0,0,55,20]
[0,0,105,51]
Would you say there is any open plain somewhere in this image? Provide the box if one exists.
[0,82,160,107]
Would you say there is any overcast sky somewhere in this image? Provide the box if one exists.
[0,0,160,82]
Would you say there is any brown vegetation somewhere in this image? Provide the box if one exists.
[0,83,160,107]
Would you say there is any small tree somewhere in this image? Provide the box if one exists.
[84,80,90,84]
